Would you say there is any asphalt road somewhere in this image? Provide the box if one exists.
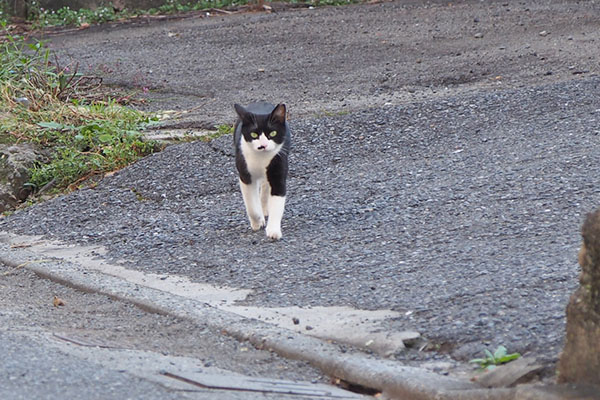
[42,0,600,123]
[0,262,338,399]
[2,0,600,382]
[0,331,184,400]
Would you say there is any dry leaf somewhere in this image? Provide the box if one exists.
[53,296,65,307]
[10,242,32,248]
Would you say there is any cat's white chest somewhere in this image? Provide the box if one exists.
[241,140,279,178]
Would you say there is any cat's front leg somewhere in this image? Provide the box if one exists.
[239,180,264,230]
[260,180,270,217]
[265,195,286,240]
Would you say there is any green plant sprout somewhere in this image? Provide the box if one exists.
[469,345,521,371]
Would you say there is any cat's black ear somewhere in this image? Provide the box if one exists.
[270,103,286,124]
[234,103,251,122]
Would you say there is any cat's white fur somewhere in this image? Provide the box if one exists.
[240,133,285,240]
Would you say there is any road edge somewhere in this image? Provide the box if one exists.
[0,244,594,400]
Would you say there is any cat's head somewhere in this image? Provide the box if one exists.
[234,103,286,152]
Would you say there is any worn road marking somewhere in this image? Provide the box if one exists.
[1,232,418,356]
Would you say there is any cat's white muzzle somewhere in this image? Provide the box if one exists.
[253,134,276,152]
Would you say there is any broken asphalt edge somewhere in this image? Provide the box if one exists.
[0,244,591,400]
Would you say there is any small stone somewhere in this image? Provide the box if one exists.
[539,30,549,36]
[292,317,300,325]
[474,32,484,39]
[13,97,30,107]
[0,144,46,212]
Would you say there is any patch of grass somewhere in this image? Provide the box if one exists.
[200,123,234,142]
[0,23,158,194]
[29,4,124,28]
[469,345,521,371]
[147,0,250,15]
[29,111,157,190]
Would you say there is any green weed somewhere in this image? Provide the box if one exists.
[29,112,157,190]
[469,345,521,371]
[148,0,250,15]
[0,24,157,194]
[28,3,125,28]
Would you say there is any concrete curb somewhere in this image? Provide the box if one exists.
[0,245,593,400]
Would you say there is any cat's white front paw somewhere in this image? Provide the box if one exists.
[265,226,282,240]
[250,216,265,231]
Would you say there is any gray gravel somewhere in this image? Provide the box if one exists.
[4,74,600,371]
[44,0,600,124]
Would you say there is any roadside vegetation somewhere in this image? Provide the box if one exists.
[0,23,158,195]
[469,345,521,371]
[0,0,358,205]
[1,0,360,29]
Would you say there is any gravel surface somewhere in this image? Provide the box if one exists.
[3,75,599,371]
[44,0,600,123]
[3,0,600,377]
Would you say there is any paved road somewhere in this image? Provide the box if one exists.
[0,329,355,400]
[0,331,184,400]
[6,73,600,368]
[3,0,600,385]
[0,262,359,399]
[43,0,600,123]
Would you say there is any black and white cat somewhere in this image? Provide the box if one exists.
[233,102,290,240]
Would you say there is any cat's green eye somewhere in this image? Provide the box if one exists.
[269,131,277,137]
[250,132,259,139]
